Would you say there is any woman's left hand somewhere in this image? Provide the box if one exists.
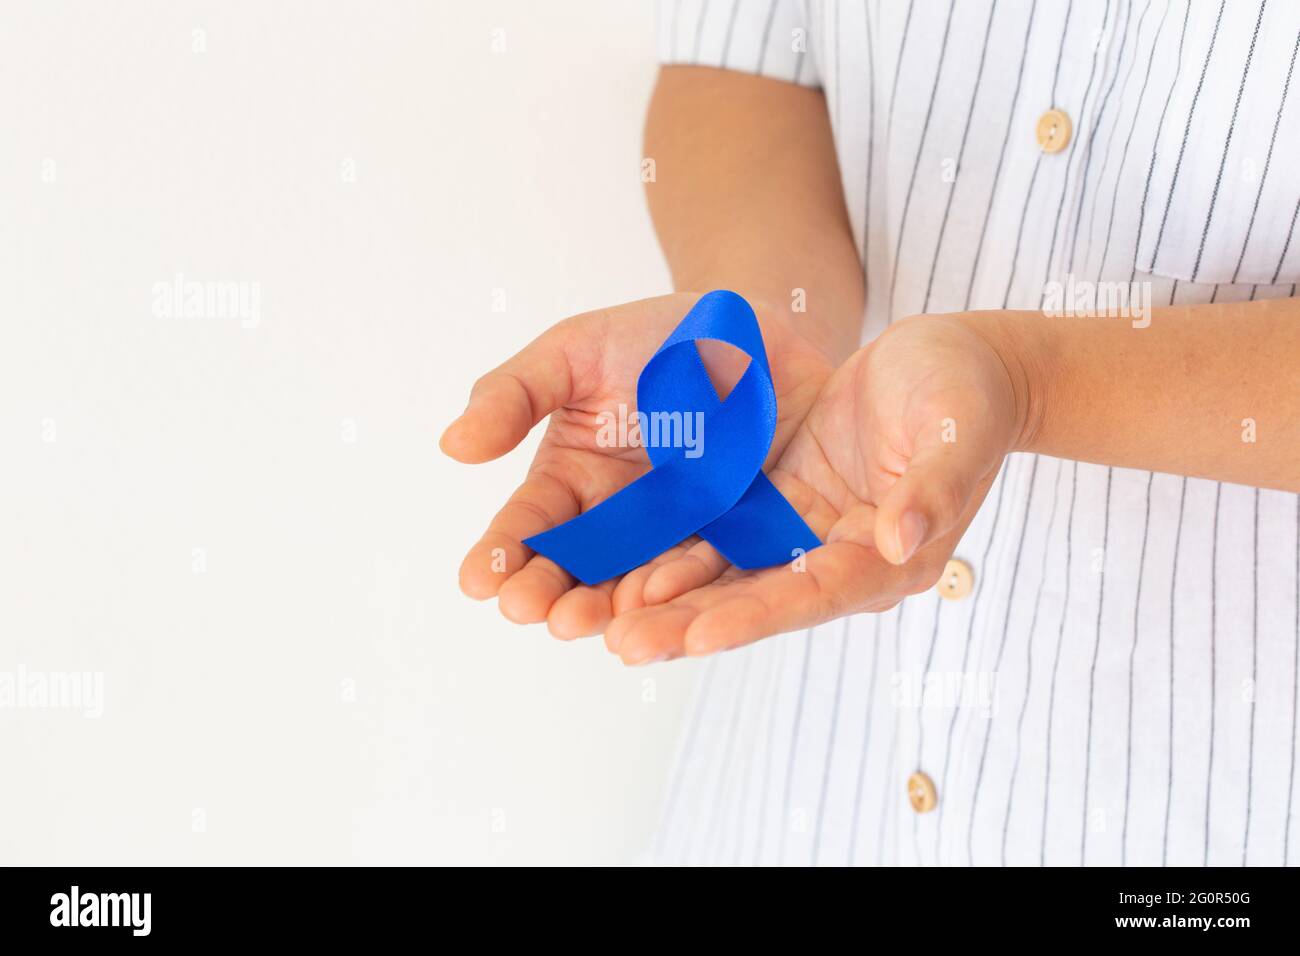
[604,311,1035,664]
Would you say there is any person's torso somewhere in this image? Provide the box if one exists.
[652,0,1300,866]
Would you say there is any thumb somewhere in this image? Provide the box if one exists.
[439,325,577,464]
[873,433,1000,566]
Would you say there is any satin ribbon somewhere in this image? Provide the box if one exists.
[523,290,821,585]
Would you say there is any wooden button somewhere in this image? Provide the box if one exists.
[1036,108,1072,153]
[908,771,937,813]
[936,558,974,601]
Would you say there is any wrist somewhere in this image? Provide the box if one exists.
[675,278,861,364]
[958,310,1055,456]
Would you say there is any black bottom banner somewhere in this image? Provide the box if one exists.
[0,865,1283,943]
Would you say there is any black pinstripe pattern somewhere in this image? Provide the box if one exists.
[1231,24,1300,283]
[1243,488,1260,864]
[1190,0,1266,282]
[1288,501,1300,865]
[921,0,1001,314]
[1162,476,1188,865]
[963,0,1040,310]
[699,650,752,861]
[847,614,883,865]
[860,0,876,286]
[967,456,1040,863]
[876,602,905,866]
[1120,472,1155,865]
[1000,151,1045,307]
[1081,467,1114,865]
[1001,457,1066,863]
[653,657,718,861]
[1149,0,1225,274]
[1040,461,1079,864]
[885,0,915,136]
[931,461,1013,863]
[887,0,958,320]
[812,618,851,865]
[755,0,778,75]
[1129,0,1193,283]
[728,642,778,862]
[1078,0,1156,278]
[777,628,814,864]
[1090,0,1179,279]
[911,596,944,863]
[1026,0,1082,304]
[1271,190,1300,286]
[1062,0,1137,275]
[1205,480,1223,866]
[692,0,711,62]
[720,0,742,68]
[671,0,683,61]
[1038,0,1112,297]
[751,636,787,864]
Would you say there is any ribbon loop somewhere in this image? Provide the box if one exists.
[524,290,821,585]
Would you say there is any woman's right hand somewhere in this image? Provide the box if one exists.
[440,292,835,640]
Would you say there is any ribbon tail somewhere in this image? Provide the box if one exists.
[698,471,821,570]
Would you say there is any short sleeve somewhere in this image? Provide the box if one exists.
[657,0,822,89]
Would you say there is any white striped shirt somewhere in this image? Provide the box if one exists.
[652,0,1300,866]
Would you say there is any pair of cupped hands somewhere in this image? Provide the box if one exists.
[441,292,1029,665]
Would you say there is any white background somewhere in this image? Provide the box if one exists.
[0,0,700,865]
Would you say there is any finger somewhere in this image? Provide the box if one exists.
[608,570,773,665]
[826,501,879,547]
[459,471,578,599]
[440,325,577,464]
[606,603,701,666]
[636,472,834,608]
[641,538,729,605]
[610,563,657,618]
[497,554,576,624]
[873,439,998,566]
[610,560,788,664]
[682,540,898,655]
[547,578,619,640]
[608,540,695,619]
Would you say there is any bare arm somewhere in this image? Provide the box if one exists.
[644,66,864,363]
[985,295,1300,491]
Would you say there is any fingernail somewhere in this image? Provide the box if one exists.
[896,511,927,564]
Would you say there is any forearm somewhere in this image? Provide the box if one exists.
[983,296,1300,492]
[644,66,864,362]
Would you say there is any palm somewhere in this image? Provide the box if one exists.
[604,315,1015,664]
[443,292,834,638]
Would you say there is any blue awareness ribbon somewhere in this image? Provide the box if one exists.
[523,290,822,585]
